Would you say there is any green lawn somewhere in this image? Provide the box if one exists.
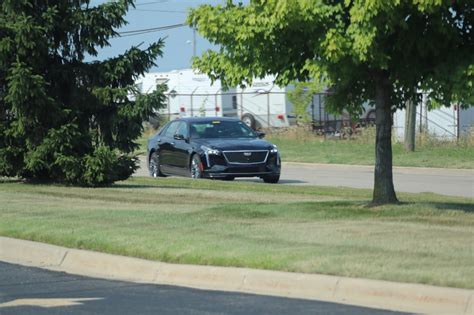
[268,137,474,169]
[1,177,473,289]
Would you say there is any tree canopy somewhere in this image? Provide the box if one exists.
[287,81,324,124]
[188,0,473,204]
[0,0,166,186]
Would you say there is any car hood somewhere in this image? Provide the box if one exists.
[193,138,274,151]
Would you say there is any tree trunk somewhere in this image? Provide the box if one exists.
[372,72,398,204]
[404,98,416,152]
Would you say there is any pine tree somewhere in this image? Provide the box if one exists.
[0,0,166,186]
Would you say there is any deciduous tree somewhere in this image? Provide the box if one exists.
[287,81,323,125]
[188,0,473,204]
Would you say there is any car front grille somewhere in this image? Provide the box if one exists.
[223,150,269,164]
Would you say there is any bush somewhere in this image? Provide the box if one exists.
[82,146,137,187]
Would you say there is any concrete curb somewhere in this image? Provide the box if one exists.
[1,237,472,314]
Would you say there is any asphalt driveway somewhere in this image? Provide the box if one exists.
[0,262,407,315]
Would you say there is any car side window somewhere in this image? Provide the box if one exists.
[175,122,188,138]
[158,124,169,136]
[237,121,256,137]
[163,121,179,138]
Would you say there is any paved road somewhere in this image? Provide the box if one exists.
[0,262,407,315]
[137,157,474,198]
[277,163,474,198]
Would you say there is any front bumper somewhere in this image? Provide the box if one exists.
[202,152,280,178]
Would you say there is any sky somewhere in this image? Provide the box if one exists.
[90,0,230,72]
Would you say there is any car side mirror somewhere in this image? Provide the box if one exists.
[174,134,186,141]
[257,132,266,139]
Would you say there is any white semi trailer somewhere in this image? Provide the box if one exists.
[136,69,376,130]
[137,69,237,119]
[136,69,295,128]
[236,76,292,128]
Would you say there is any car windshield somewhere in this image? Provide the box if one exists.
[190,120,258,139]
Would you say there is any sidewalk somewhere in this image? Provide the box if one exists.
[1,237,472,314]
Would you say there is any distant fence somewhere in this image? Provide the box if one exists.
[158,90,374,134]
[152,90,466,140]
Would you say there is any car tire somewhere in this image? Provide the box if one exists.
[242,113,256,130]
[149,152,166,177]
[262,174,280,184]
[190,154,203,179]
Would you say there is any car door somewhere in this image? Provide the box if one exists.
[172,121,191,172]
[159,121,179,173]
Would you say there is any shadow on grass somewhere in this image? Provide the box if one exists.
[0,178,197,191]
[395,200,474,213]
[235,178,308,184]
[429,202,474,213]
[0,177,22,184]
[111,183,196,191]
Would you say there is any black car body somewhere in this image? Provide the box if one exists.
[147,117,281,183]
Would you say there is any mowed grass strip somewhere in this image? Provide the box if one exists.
[1,177,473,289]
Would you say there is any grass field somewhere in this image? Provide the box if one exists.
[267,130,474,169]
[1,177,473,289]
[268,138,474,169]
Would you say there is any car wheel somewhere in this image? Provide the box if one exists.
[190,154,203,179]
[242,113,256,129]
[262,174,280,184]
[149,152,165,177]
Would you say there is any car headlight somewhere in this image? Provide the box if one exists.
[270,145,278,154]
[201,145,220,155]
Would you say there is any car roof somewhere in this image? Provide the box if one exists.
[174,117,240,123]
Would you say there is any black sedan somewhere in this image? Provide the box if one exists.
[147,117,281,183]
